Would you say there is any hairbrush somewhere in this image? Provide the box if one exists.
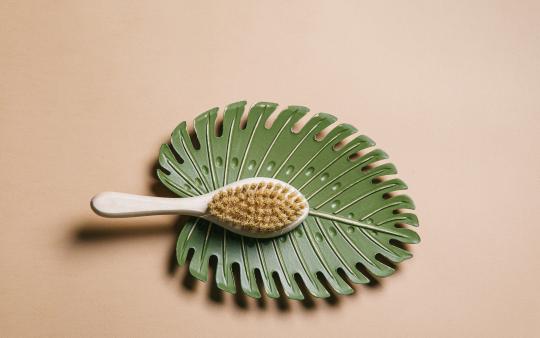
[90,101,420,300]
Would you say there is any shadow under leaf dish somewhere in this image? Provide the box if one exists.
[157,101,420,300]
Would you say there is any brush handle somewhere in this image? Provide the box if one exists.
[91,192,211,218]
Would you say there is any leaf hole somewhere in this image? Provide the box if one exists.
[291,111,314,134]
[348,152,362,161]
[158,167,171,176]
[317,272,342,305]
[361,165,372,172]
[332,140,346,150]
[346,142,377,160]
[375,253,397,270]
[214,111,224,137]
[383,193,392,200]
[185,246,195,260]
[335,268,355,290]
[294,274,316,307]
[253,268,267,305]
[169,145,185,164]
[389,239,410,252]
[314,122,336,141]
[230,263,248,308]
[239,111,249,130]
[180,248,197,290]
[271,272,291,310]
[394,222,417,230]
[355,263,380,288]
[188,127,201,150]
[332,132,358,151]
[371,178,382,184]
[207,255,224,303]
[264,108,281,129]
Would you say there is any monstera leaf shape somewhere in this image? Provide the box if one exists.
[157,101,420,299]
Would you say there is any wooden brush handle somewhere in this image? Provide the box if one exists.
[90,192,209,218]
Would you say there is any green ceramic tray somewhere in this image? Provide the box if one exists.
[157,101,420,300]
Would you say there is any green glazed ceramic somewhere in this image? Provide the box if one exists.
[157,101,420,300]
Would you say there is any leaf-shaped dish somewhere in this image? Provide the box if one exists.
[158,101,420,300]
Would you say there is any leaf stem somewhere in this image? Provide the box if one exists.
[307,210,406,238]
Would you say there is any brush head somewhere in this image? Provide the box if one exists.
[207,179,308,237]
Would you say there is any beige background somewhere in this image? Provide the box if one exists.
[1,1,539,337]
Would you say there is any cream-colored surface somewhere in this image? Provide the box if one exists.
[1,1,539,337]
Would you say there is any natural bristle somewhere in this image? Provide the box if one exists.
[208,182,306,233]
